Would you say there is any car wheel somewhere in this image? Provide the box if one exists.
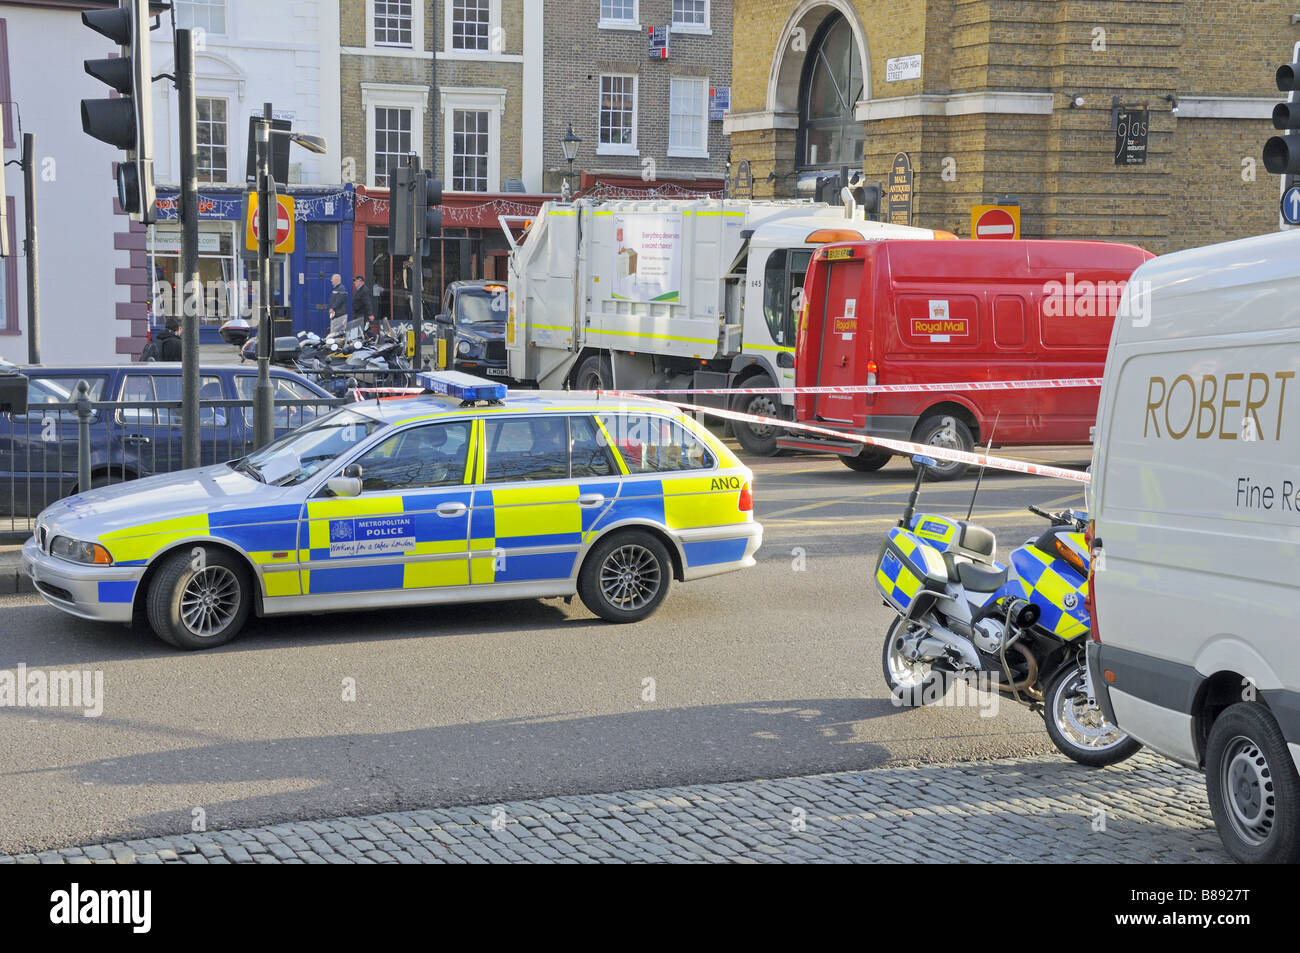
[841,448,892,472]
[1205,702,1300,863]
[912,414,974,481]
[574,354,613,391]
[146,546,251,650]
[578,530,672,623]
[730,373,786,456]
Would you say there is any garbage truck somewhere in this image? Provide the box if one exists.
[502,196,950,454]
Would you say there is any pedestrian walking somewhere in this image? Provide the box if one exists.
[327,273,349,334]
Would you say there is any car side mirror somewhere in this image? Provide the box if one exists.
[327,475,362,497]
[436,312,453,325]
[342,463,363,479]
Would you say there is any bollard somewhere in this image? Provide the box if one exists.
[75,379,92,495]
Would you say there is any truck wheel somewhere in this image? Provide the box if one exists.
[574,355,613,391]
[841,448,892,472]
[146,547,251,650]
[912,414,973,481]
[577,529,672,623]
[1205,702,1300,863]
[730,373,786,456]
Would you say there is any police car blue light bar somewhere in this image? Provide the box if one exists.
[417,370,508,402]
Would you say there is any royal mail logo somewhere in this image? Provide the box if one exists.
[911,317,970,337]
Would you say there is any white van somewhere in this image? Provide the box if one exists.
[1087,228,1300,863]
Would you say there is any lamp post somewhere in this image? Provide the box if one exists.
[252,104,327,449]
[560,124,582,200]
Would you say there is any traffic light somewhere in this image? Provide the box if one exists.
[390,165,415,257]
[417,171,443,247]
[81,0,155,223]
[1264,58,1300,176]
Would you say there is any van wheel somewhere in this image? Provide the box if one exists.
[841,448,892,472]
[574,355,613,391]
[578,530,671,623]
[1206,702,1300,863]
[912,414,973,481]
[146,547,251,650]
[731,373,785,456]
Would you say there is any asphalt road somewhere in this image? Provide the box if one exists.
[0,446,1090,853]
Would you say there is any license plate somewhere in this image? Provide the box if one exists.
[485,368,507,376]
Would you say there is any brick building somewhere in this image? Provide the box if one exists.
[724,0,1298,254]
[545,0,732,196]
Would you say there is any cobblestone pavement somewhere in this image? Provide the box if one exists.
[0,751,1226,864]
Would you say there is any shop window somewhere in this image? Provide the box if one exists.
[148,224,239,329]
[196,98,228,183]
[798,13,864,169]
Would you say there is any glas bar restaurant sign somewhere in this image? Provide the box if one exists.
[1114,108,1149,166]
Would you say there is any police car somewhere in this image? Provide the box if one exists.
[23,372,762,650]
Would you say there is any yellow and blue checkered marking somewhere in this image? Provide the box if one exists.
[1006,544,1090,640]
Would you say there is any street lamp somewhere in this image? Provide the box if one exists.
[252,105,327,450]
[560,124,582,200]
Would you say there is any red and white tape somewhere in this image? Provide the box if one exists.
[611,376,1103,397]
[599,389,1092,484]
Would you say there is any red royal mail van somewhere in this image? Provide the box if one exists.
[785,239,1154,479]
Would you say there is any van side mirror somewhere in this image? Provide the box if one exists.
[777,352,795,368]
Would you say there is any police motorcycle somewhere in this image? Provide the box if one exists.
[874,456,1140,767]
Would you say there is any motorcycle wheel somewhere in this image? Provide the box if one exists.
[1043,661,1141,767]
[882,617,950,707]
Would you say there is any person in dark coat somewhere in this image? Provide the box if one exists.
[157,316,183,361]
[353,275,380,335]
[327,273,349,334]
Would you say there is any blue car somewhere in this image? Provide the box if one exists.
[0,363,335,518]
[433,280,510,378]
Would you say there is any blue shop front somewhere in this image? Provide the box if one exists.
[148,185,355,344]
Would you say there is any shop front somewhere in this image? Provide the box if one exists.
[149,186,355,343]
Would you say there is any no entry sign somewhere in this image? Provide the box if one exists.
[971,204,1020,240]
[244,194,296,254]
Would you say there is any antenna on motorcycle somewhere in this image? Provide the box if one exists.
[966,411,1000,521]
[900,455,936,528]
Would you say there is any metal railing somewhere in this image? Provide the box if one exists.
[1,392,346,539]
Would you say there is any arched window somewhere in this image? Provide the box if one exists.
[797,13,864,169]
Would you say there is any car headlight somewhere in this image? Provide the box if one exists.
[49,536,113,565]
[457,339,475,356]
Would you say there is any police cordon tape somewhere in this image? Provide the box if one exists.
[595,390,1092,484]
[611,376,1104,397]
[349,383,1092,483]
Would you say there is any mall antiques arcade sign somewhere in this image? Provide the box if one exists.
[887,152,914,226]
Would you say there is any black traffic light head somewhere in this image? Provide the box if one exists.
[81,0,154,223]
[1278,62,1300,92]
[389,164,415,257]
[420,171,443,240]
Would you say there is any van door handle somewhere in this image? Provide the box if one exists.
[125,434,151,446]
[577,493,605,506]
[436,502,467,517]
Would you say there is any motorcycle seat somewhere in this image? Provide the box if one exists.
[956,561,1008,592]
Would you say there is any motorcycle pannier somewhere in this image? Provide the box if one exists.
[875,527,948,616]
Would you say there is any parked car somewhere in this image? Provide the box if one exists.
[0,363,336,518]
[1088,228,1300,863]
[432,280,510,378]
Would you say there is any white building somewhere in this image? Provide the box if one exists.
[0,0,340,365]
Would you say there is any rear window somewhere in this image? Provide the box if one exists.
[17,376,108,419]
[597,413,715,473]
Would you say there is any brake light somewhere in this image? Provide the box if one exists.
[738,482,753,512]
[866,361,878,388]
[1084,519,1102,643]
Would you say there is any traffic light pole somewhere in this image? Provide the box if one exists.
[21,134,39,365]
[253,102,276,449]
[176,29,201,469]
[411,159,424,375]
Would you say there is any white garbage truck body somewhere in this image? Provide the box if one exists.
[504,197,944,453]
